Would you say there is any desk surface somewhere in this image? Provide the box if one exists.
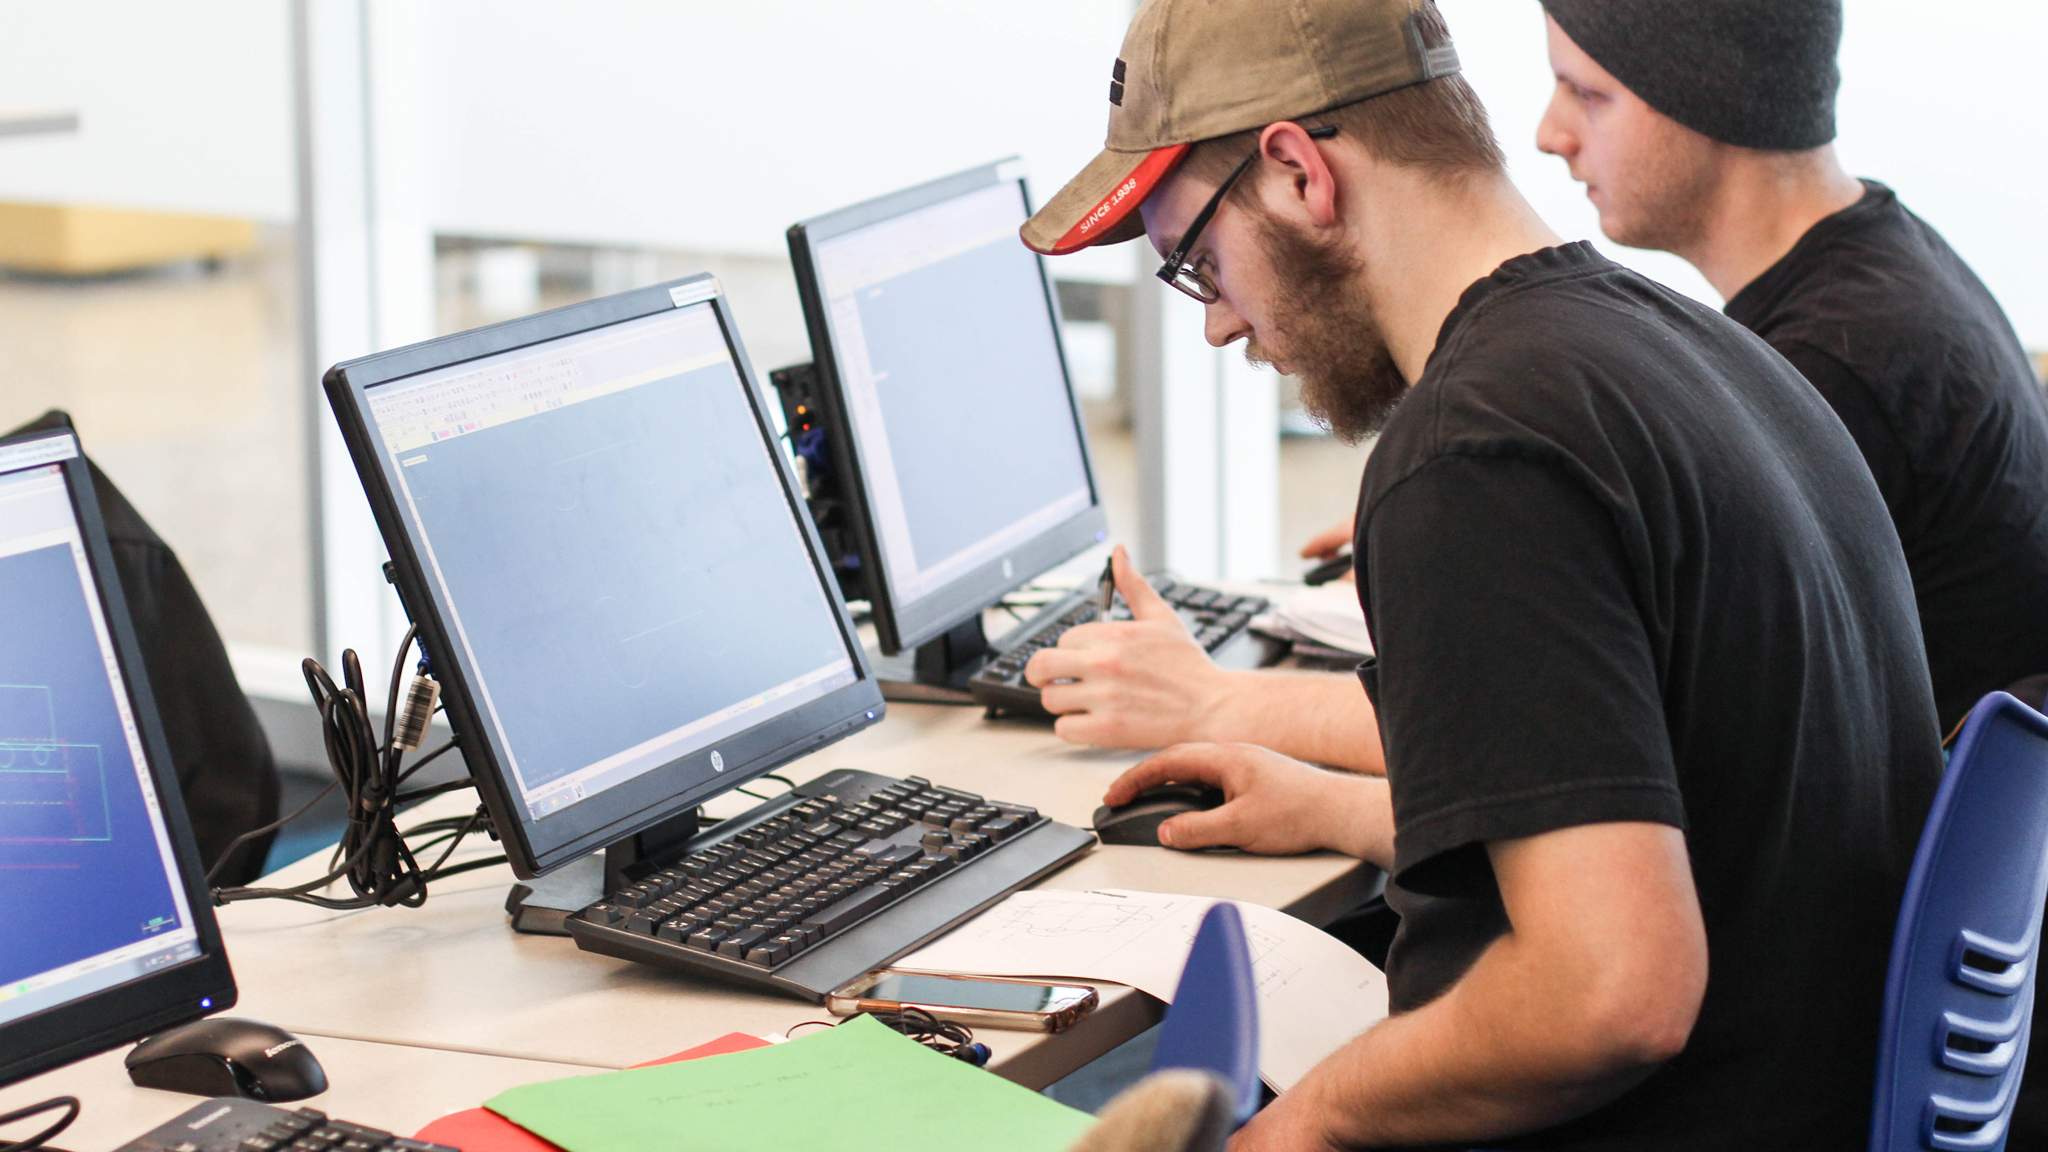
[214,701,1376,1088]
[0,1036,597,1150]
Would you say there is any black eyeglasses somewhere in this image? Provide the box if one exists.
[1156,124,1340,304]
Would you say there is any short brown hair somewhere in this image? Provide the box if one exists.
[1181,8,1505,188]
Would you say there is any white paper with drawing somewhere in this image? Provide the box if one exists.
[896,888,1388,1090]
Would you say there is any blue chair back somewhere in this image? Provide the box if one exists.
[1150,902,1261,1126]
[1872,692,2048,1150]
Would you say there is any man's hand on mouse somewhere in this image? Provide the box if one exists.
[1103,742,1393,864]
[1026,545,1233,749]
[1299,520,1356,583]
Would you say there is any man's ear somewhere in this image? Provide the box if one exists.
[1256,121,1342,228]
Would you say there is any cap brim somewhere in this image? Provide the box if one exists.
[1021,143,1191,256]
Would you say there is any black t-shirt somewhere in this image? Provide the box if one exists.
[1350,244,1943,1150]
[1726,179,2048,1147]
[1726,181,2048,733]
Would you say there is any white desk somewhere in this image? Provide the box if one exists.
[214,702,1377,1088]
[0,1037,598,1150]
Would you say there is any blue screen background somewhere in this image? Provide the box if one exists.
[0,543,185,987]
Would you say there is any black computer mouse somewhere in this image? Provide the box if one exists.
[1092,784,1230,847]
[125,1017,328,1102]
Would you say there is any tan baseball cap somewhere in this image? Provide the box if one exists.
[1022,0,1463,256]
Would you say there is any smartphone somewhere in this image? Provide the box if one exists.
[825,970,1099,1032]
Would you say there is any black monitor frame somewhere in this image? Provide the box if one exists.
[0,423,237,1089]
[323,276,885,881]
[787,159,1109,680]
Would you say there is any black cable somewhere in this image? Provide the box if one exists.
[393,738,457,788]
[0,1096,78,1152]
[786,1010,988,1065]
[206,779,337,884]
[394,775,473,805]
[211,627,497,911]
[737,773,800,803]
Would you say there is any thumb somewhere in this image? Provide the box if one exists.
[1158,805,1238,851]
[1113,545,1174,622]
[1299,523,1351,559]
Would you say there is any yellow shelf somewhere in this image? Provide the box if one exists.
[0,201,255,275]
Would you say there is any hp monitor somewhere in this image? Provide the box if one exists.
[323,276,885,881]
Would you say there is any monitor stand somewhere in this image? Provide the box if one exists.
[870,618,992,706]
[505,805,703,936]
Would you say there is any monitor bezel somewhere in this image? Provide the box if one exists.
[0,425,238,1089]
[787,158,1109,655]
[323,277,885,880]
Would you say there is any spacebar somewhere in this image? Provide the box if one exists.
[802,884,898,937]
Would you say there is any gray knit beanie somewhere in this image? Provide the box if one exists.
[1542,0,1842,151]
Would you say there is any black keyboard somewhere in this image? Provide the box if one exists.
[968,579,1278,716]
[566,769,1094,999]
[114,1098,455,1152]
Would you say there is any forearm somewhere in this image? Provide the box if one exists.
[1205,670,1384,774]
[1275,937,1662,1149]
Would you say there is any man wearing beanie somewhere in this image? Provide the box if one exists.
[1537,0,2048,737]
[1027,0,1940,1146]
[1538,9,2048,1134]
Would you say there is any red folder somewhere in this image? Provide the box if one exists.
[412,1032,772,1150]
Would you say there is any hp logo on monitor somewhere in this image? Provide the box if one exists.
[710,750,725,773]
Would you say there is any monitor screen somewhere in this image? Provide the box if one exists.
[0,430,232,1086]
[792,162,1104,653]
[329,280,882,877]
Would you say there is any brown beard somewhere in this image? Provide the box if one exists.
[1246,210,1409,443]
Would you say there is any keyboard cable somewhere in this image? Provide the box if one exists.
[0,1095,78,1152]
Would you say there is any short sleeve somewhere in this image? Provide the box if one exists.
[1769,338,1915,517]
[1362,453,1686,896]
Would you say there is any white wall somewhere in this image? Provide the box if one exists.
[415,0,1134,280]
[0,1,295,219]
[7,2,2035,340]
[1439,0,2048,347]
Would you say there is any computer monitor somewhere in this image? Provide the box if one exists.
[324,276,885,882]
[787,159,1108,694]
[0,426,236,1088]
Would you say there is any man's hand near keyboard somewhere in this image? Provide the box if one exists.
[1024,546,1387,773]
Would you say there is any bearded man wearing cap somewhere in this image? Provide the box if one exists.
[1534,2,2048,1140]
[1030,1,1942,1147]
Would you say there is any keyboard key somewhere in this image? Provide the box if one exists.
[717,927,772,958]
[802,883,897,935]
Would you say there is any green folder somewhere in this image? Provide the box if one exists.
[486,1013,1096,1152]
